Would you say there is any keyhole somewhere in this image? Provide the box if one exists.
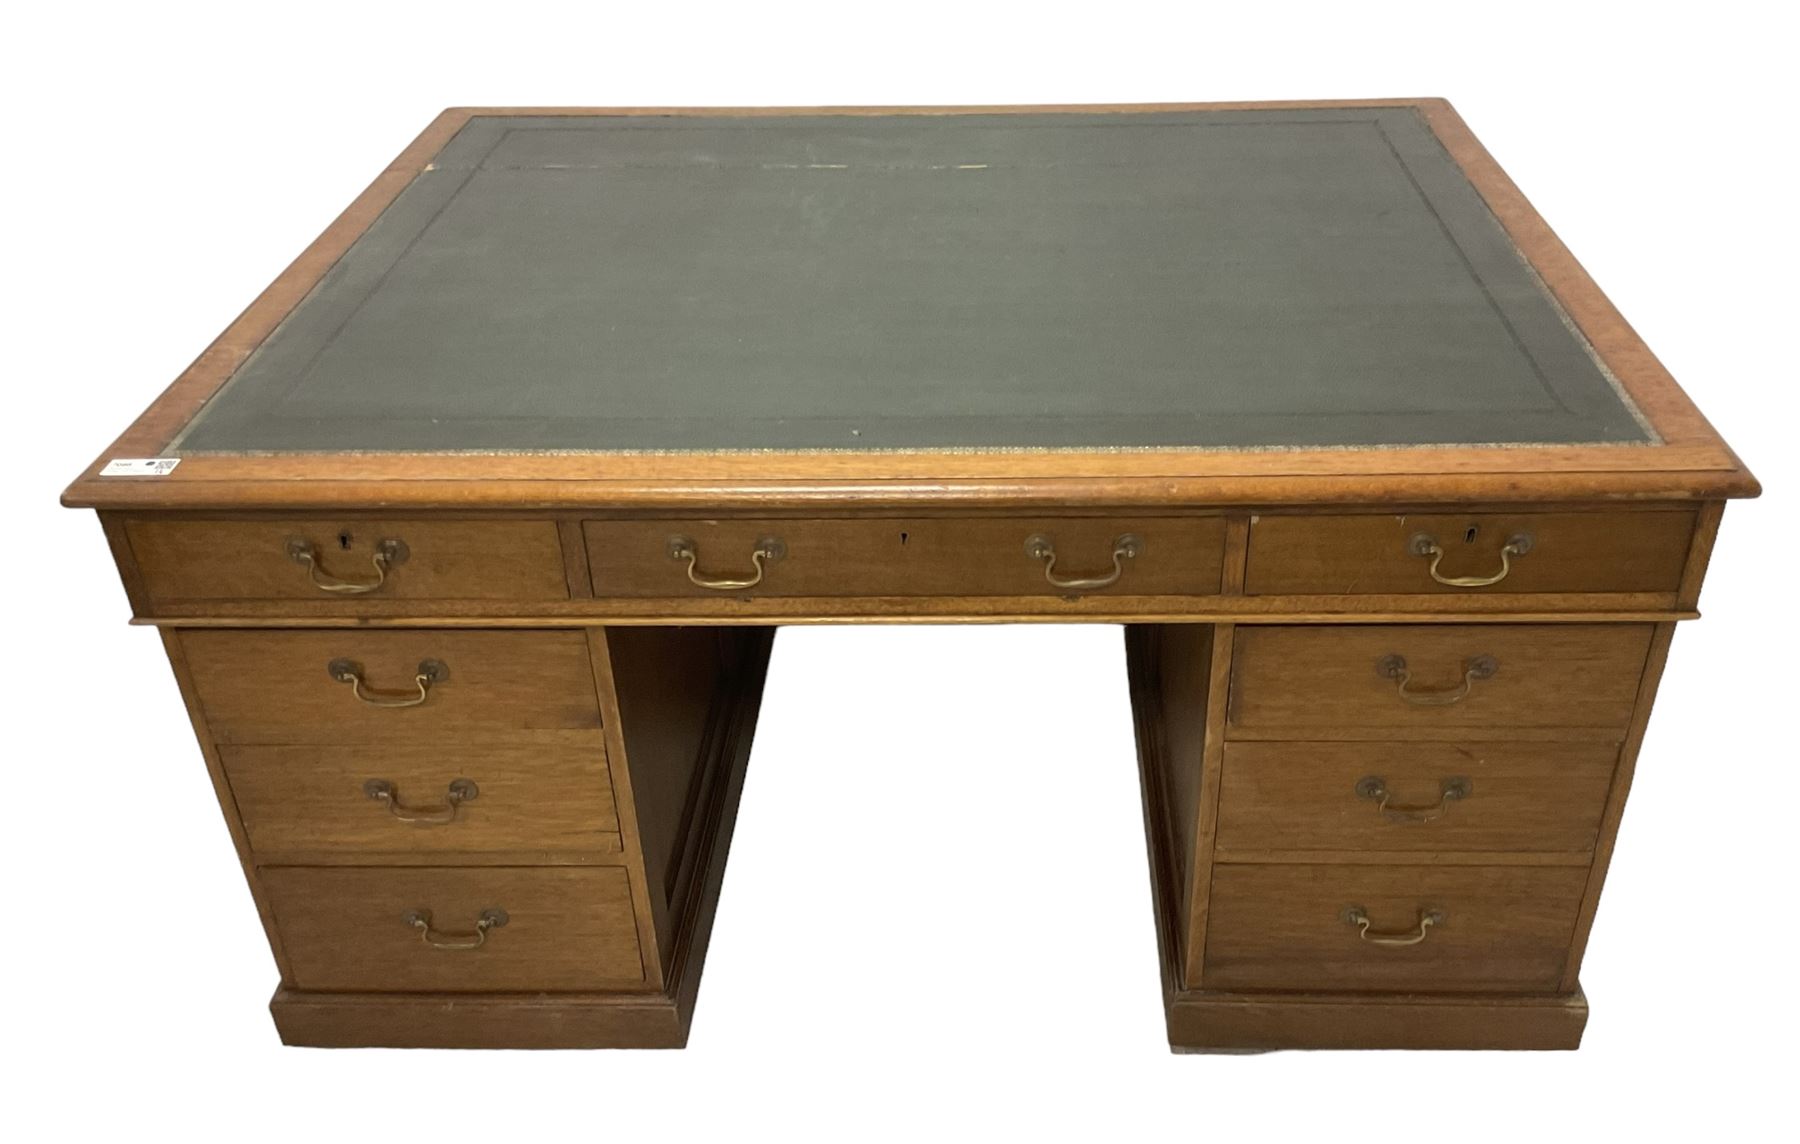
[338,531,354,551]
[1463,526,1478,545]
[898,531,909,546]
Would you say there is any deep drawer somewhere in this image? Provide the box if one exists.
[1243,510,1694,595]
[181,629,603,744]
[1227,624,1653,739]
[1203,864,1588,993]
[1215,741,1617,855]
[222,742,620,860]
[127,518,569,603]
[584,516,1226,598]
[261,866,645,991]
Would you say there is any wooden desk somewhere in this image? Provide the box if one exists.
[63,101,1757,1051]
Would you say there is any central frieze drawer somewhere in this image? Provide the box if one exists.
[261,866,645,992]
[584,517,1226,597]
[221,742,620,860]
[181,630,603,744]
[1203,864,1589,993]
[1227,624,1653,738]
[1216,741,1617,854]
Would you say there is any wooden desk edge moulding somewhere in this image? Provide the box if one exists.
[65,99,1758,1053]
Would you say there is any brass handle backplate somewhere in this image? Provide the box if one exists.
[1342,906,1445,947]
[404,907,508,951]
[1024,533,1143,591]
[667,535,786,590]
[1376,654,1497,706]
[328,658,448,708]
[1355,775,1472,823]
[287,536,408,594]
[364,778,478,825]
[1409,531,1533,588]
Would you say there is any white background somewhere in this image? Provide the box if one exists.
[5,2,1796,1139]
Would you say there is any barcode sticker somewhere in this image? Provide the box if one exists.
[100,458,181,477]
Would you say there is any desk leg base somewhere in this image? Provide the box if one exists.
[1164,988,1589,1052]
[270,989,697,1049]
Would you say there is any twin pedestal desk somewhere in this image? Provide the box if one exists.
[64,102,1757,1052]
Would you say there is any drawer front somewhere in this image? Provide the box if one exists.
[127,518,569,603]
[262,866,644,991]
[222,743,619,860]
[1203,864,1588,992]
[1244,510,1694,596]
[585,517,1226,598]
[1228,624,1653,738]
[1216,742,1616,854]
[182,630,602,744]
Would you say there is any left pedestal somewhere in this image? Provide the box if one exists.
[156,616,773,1049]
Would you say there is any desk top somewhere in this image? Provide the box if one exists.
[66,101,1756,510]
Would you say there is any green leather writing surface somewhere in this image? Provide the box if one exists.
[173,109,1651,454]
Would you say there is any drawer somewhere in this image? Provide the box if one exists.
[181,630,602,744]
[1203,864,1588,992]
[127,518,569,603]
[222,742,620,860]
[1216,742,1616,854]
[1227,624,1653,738]
[584,517,1225,598]
[261,866,645,991]
[1243,510,1694,596]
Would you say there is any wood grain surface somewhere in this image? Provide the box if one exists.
[1215,741,1616,855]
[221,741,620,861]
[260,865,647,991]
[1203,863,1588,992]
[587,516,1225,598]
[1227,624,1654,738]
[1244,510,1695,595]
[181,629,603,743]
[128,518,568,602]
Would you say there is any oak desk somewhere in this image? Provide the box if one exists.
[64,101,1757,1051]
